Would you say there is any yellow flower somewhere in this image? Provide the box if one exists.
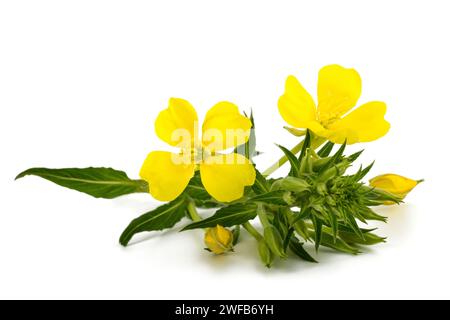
[369,173,422,204]
[204,225,233,254]
[278,64,390,144]
[140,98,256,202]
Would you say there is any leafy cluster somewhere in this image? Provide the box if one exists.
[15,114,400,267]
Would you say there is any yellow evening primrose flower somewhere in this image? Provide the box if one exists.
[204,225,234,254]
[140,98,256,202]
[369,173,423,204]
[278,64,390,144]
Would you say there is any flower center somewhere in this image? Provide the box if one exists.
[191,146,211,164]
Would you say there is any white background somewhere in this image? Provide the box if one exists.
[0,0,448,299]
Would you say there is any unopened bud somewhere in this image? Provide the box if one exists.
[204,225,234,254]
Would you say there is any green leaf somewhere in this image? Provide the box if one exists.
[339,230,386,246]
[342,208,365,240]
[350,161,374,182]
[298,129,311,162]
[318,141,346,174]
[249,190,289,206]
[181,203,257,231]
[289,237,318,263]
[252,168,270,194]
[184,172,220,208]
[311,215,323,252]
[283,227,295,251]
[346,150,364,163]
[16,167,148,199]
[317,141,334,157]
[232,225,241,246]
[277,144,300,177]
[318,232,361,255]
[119,196,187,246]
[235,110,257,160]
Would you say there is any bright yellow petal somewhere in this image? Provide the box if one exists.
[317,64,362,122]
[200,153,255,202]
[140,151,195,201]
[154,98,198,148]
[369,173,422,199]
[327,101,390,144]
[278,75,317,128]
[202,102,252,151]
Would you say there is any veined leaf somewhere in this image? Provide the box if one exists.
[15,167,148,199]
[277,144,300,177]
[119,196,187,246]
[249,190,289,206]
[181,203,257,231]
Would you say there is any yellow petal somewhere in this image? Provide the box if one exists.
[278,75,317,128]
[155,98,198,148]
[140,151,195,201]
[204,225,233,254]
[202,102,252,151]
[317,64,362,122]
[369,173,422,201]
[200,153,255,202]
[327,101,390,144]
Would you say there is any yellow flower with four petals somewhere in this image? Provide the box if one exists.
[140,98,256,202]
[278,64,390,144]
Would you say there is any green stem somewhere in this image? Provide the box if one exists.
[187,200,202,222]
[242,222,263,241]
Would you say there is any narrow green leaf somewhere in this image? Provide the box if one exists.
[252,168,270,194]
[249,190,289,206]
[184,172,220,208]
[339,230,386,246]
[346,150,364,163]
[276,144,300,177]
[283,227,295,251]
[119,196,187,246]
[235,110,256,160]
[317,141,334,157]
[181,203,257,231]
[16,167,148,199]
[289,237,318,263]
[232,225,241,246]
[350,161,374,182]
[311,215,323,252]
[316,232,361,255]
[342,209,365,240]
[319,141,346,174]
[298,129,311,162]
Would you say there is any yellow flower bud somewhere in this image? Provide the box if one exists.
[204,225,233,254]
[369,173,422,204]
